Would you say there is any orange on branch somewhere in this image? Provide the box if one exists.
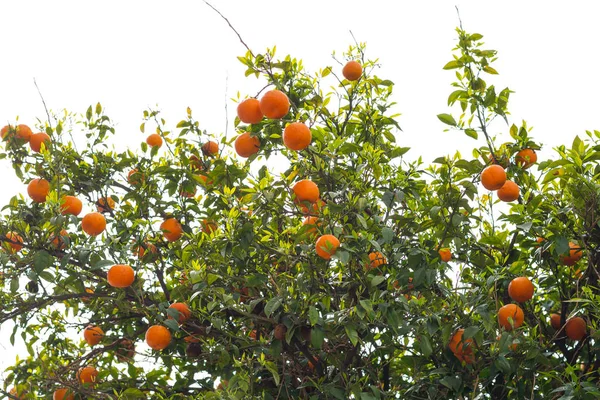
[237,98,263,124]
[146,325,172,350]
[515,148,537,169]
[565,317,587,341]
[136,242,157,259]
[559,242,583,266]
[302,216,319,235]
[438,248,452,262]
[127,168,145,185]
[283,122,311,151]
[107,264,135,288]
[497,180,520,202]
[202,140,219,156]
[161,218,183,242]
[315,234,340,260]
[115,338,136,362]
[53,388,75,400]
[0,124,13,139]
[498,303,524,331]
[293,179,319,204]
[77,366,99,385]
[60,195,82,216]
[83,325,104,346]
[146,133,163,148]
[5,231,24,252]
[448,328,474,364]
[81,212,106,236]
[168,302,192,324]
[97,196,115,213]
[27,178,50,203]
[234,132,260,158]
[342,60,363,81]
[508,277,534,303]
[29,132,51,152]
[550,313,562,330]
[367,252,387,270]
[481,164,507,191]
[201,219,217,234]
[259,89,290,119]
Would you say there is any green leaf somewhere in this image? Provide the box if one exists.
[464,128,478,139]
[443,60,462,70]
[311,326,324,349]
[382,227,394,244]
[437,113,457,126]
[264,361,280,386]
[309,306,319,326]
[483,65,498,74]
[163,318,180,332]
[264,296,283,317]
[420,335,433,357]
[370,275,386,288]
[345,324,359,346]
[33,250,53,273]
[93,259,114,270]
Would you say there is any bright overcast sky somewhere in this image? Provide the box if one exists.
[2,0,600,377]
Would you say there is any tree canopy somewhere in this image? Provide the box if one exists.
[2,26,600,400]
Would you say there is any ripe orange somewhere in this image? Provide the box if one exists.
[201,219,217,234]
[315,234,340,260]
[168,302,192,324]
[300,198,325,215]
[5,231,24,252]
[53,388,75,400]
[83,325,104,346]
[481,165,507,191]
[283,122,312,151]
[9,387,25,399]
[115,338,136,362]
[145,325,172,350]
[293,179,319,204]
[81,212,107,236]
[302,216,319,235]
[29,132,51,152]
[498,304,524,331]
[439,248,452,262]
[234,132,260,158]
[15,124,32,141]
[107,264,135,288]
[128,169,145,185]
[201,141,219,156]
[559,242,583,266]
[0,125,13,139]
[146,133,163,148]
[27,178,50,203]
[51,229,69,250]
[508,277,534,303]
[342,60,363,81]
[515,148,537,169]
[565,317,587,341]
[161,218,183,242]
[237,98,264,124]
[77,366,99,385]
[448,329,474,364]
[136,242,157,259]
[259,89,290,119]
[497,180,520,202]
[189,154,204,171]
[550,313,562,330]
[97,196,115,213]
[367,252,387,270]
[60,195,82,216]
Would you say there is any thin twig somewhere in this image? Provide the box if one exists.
[202,1,254,57]
[33,78,52,129]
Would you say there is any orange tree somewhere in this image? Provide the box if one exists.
[1,27,600,399]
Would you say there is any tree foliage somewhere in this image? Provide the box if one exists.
[2,27,600,399]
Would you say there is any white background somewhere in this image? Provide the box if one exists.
[1,0,600,386]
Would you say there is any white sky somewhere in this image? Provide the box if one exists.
[2,0,600,385]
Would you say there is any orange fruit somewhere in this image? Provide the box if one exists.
[60,195,82,216]
[237,98,264,124]
[481,165,507,191]
[81,287,94,303]
[77,367,98,385]
[0,125,13,139]
[81,212,107,236]
[367,252,387,270]
[29,132,51,152]
[274,324,287,340]
[259,89,290,119]
[145,325,171,350]
[315,234,340,260]
[448,328,474,364]
[184,335,201,343]
[302,216,319,235]
[53,388,75,400]
[83,325,104,346]
[565,317,587,341]
[234,132,260,158]
[15,124,32,141]
[550,313,562,330]
[293,180,319,204]
[50,229,69,250]
[497,180,520,202]
[168,302,192,324]
[559,242,583,266]
[115,338,136,362]
[300,198,325,215]
[27,178,50,203]
[77,366,98,385]
[189,154,204,171]
[161,218,183,242]
[439,248,452,262]
[515,148,537,169]
[283,122,312,151]
[128,169,145,185]
[136,242,157,259]
[9,387,25,399]
[5,231,24,252]
[342,60,363,81]
[201,141,219,156]
[536,237,545,245]
[508,277,534,303]
[498,304,524,331]
[201,219,217,234]
[107,264,135,288]
[146,133,163,148]
[97,196,115,213]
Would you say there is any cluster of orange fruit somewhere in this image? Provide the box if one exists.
[1,124,51,152]
[481,148,537,202]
